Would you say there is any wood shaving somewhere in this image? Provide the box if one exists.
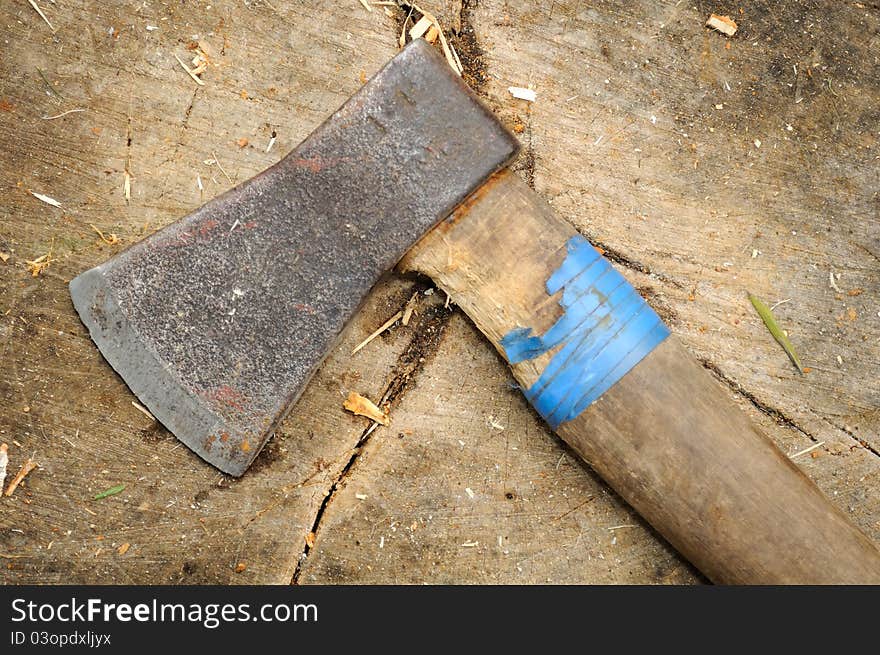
[358,0,373,11]
[401,291,420,326]
[400,4,461,75]
[30,191,62,207]
[829,270,842,293]
[0,444,7,492]
[399,5,413,47]
[789,441,825,459]
[343,392,390,426]
[131,401,156,421]
[27,0,55,32]
[508,86,537,102]
[450,43,463,72]
[352,310,403,354]
[25,249,56,277]
[4,457,37,497]
[90,224,120,245]
[174,54,206,86]
[41,108,86,120]
[706,14,738,37]
[210,151,233,183]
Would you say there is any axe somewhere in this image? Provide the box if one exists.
[69,40,880,584]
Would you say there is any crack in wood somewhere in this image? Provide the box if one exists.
[697,357,819,441]
[290,289,453,584]
[826,419,880,459]
[590,238,685,290]
[697,357,880,462]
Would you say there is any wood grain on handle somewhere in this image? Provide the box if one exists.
[400,170,880,584]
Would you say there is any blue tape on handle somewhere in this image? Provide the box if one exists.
[500,235,670,429]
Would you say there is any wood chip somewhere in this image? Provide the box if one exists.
[343,392,390,426]
[4,457,37,497]
[117,542,131,555]
[0,444,8,491]
[305,531,316,548]
[409,15,433,40]
[425,25,440,44]
[0,252,8,263]
[235,561,247,573]
[29,191,61,207]
[706,14,738,37]
[508,86,537,102]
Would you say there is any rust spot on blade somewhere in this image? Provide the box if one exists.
[290,156,350,173]
[436,170,511,232]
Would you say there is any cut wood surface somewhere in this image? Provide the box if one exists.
[400,171,880,584]
[1,1,878,584]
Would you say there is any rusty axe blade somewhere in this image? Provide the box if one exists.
[69,40,519,476]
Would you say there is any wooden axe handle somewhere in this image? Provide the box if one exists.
[400,170,880,584]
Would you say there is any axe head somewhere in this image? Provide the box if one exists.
[69,40,519,476]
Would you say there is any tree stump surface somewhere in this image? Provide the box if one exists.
[1,0,877,584]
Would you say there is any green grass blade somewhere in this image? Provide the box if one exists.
[94,484,125,500]
[748,293,804,374]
